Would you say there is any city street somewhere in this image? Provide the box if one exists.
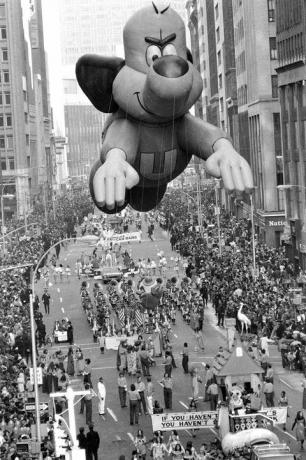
[35,222,306,459]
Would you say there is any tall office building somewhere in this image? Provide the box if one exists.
[232,0,283,247]
[58,0,188,178]
[276,0,306,269]
[0,0,53,220]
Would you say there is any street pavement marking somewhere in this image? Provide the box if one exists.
[127,432,134,442]
[174,333,178,338]
[61,307,65,313]
[184,429,192,436]
[60,297,62,303]
[93,366,116,370]
[179,401,189,409]
[57,288,60,293]
[201,362,206,367]
[115,435,121,441]
[209,427,218,436]
[107,408,118,422]
[279,378,295,391]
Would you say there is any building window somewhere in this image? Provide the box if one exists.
[220,97,224,113]
[218,73,223,89]
[3,70,9,82]
[273,113,282,156]
[217,50,221,66]
[216,27,220,43]
[0,136,5,148]
[215,3,219,19]
[26,134,29,146]
[0,94,2,105]
[0,114,3,127]
[269,37,277,59]
[271,75,278,98]
[2,49,7,61]
[267,0,275,21]
[4,92,10,104]
[24,112,28,123]
[1,158,6,170]
[8,157,14,170]
[6,114,11,126]
[0,4,5,18]
[0,27,6,39]
[6,135,13,149]
[23,90,27,102]
[27,156,31,168]
[63,79,78,95]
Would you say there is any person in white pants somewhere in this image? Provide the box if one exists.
[97,377,106,416]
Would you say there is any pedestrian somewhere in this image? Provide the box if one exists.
[86,423,100,460]
[292,410,305,450]
[42,288,51,315]
[160,373,173,410]
[118,371,127,408]
[83,358,92,387]
[263,379,274,407]
[128,383,141,426]
[77,426,87,450]
[66,346,75,377]
[139,345,151,377]
[147,376,155,415]
[278,390,288,430]
[301,377,306,410]
[163,351,173,378]
[181,342,189,375]
[191,368,202,401]
[98,330,105,354]
[206,381,218,411]
[136,374,148,415]
[97,376,106,416]
[67,321,74,345]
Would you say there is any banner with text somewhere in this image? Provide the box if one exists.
[98,232,141,245]
[151,411,218,432]
[259,407,287,425]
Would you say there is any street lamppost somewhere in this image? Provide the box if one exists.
[250,194,257,278]
[30,235,97,449]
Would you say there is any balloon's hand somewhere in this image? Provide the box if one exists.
[93,148,139,210]
[205,139,254,193]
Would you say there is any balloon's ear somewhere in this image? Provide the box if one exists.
[186,49,193,64]
[76,54,125,113]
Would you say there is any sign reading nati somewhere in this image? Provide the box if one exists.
[151,411,218,432]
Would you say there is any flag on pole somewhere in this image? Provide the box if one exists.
[135,309,144,328]
[118,308,125,327]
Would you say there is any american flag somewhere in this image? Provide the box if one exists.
[118,308,125,327]
[135,309,144,328]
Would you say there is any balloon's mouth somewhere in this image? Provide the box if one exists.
[134,91,158,117]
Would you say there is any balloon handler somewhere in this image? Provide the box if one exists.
[76,2,253,214]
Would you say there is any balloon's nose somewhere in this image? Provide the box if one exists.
[153,55,189,78]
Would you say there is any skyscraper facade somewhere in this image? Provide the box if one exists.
[0,0,53,219]
[276,0,306,269]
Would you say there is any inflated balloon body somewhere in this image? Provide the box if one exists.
[76,2,253,214]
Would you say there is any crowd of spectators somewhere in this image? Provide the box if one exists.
[0,188,93,459]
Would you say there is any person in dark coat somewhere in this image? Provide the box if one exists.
[67,322,74,345]
[77,426,87,450]
[86,423,100,460]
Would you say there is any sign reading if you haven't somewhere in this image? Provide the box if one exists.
[151,411,218,432]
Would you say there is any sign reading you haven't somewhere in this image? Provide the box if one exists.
[151,411,218,432]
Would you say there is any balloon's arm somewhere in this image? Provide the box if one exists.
[100,118,140,165]
[177,113,231,160]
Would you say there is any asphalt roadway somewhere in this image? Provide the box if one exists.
[35,223,306,459]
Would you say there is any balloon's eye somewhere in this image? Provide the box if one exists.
[162,44,177,56]
[146,45,162,66]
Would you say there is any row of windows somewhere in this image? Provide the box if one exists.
[276,0,303,32]
[271,75,278,98]
[267,0,276,22]
[1,157,14,171]
[236,50,246,75]
[237,84,247,106]
[0,92,10,105]
[0,113,11,127]
[234,18,244,46]
[1,48,7,61]
[278,34,304,64]
[0,4,5,18]
[0,26,6,39]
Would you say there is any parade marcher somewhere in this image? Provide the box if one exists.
[181,342,189,375]
[278,390,289,430]
[97,376,106,416]
[133,429,147,460]
[147,376,155,415]
[128,384,141,426]
[77,427,87,451]
[160,373,173,410]
[83,358,92,387]
[42,288,51,315]
[206,381,219,411]
[118,371,128,408]
[136,374,148,415]
[263,379,274,407]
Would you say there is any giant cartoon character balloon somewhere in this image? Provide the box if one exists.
[76,2,253,214]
